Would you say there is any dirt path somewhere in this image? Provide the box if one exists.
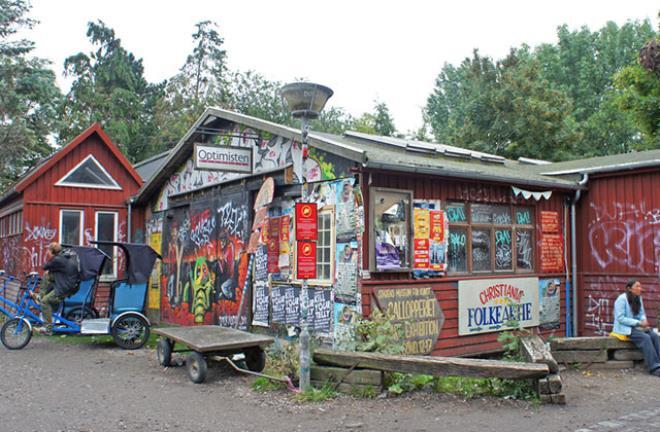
[1,337,658,432]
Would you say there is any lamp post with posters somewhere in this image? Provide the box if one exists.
[281,81,333,392]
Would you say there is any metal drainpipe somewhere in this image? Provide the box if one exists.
[127,198,133,243]
[571,173,588,336]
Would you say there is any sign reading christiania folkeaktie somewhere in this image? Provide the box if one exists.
[193,144,253,173]
[458,277,539,336]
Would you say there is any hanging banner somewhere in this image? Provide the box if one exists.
[296,241,317,279]
[458,277,540,335]
[295,203,317,241]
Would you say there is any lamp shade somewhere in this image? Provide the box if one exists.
[281,82,334,119]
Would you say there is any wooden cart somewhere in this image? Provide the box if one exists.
[153,326,274,384]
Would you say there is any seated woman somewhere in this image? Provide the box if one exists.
[612,279,660,376]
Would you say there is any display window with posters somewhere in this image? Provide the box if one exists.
[369,187,412,272]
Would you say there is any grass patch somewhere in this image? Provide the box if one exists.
[351,384,378,399]
[294,384,338,402]
[251,375,287,392]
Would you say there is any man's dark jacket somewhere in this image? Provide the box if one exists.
[43,250,81,296]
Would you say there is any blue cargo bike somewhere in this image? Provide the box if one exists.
[0,242,159,351]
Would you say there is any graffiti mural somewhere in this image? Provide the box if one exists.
[154,123,353,211]
[21,220,58,273]
[160,192,250,326]
[587,201,660,274]
[584,294,612,336]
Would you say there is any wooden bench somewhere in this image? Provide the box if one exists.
[550,336,641,367]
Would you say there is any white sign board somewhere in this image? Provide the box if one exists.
[458,277,539,336]
[193,144,253,173]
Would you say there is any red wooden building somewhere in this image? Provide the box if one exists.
[536,151,660,337]
[0,123,143,307]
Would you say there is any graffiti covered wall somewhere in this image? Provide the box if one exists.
[154,123,353,211]
[160,192,250,326]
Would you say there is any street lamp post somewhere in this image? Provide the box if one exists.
[281,82,333,392]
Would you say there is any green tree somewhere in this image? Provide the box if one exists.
[60,20,164,162]
[0,0,62,189]
[613,39,660,148]
[373,102,396,136]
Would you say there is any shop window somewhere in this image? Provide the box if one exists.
[60,210,83,245]
[96,212,118,277]
[56,155,121,190]
[445,202,534,274]
[370,188,412,271]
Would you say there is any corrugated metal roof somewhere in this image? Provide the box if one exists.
[134,150,170,182]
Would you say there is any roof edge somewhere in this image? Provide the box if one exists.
[542,159,660,176]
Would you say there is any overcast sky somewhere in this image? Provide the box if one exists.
[27,1,657,134]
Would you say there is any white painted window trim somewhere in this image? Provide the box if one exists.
[59,209,84,246]
[55,154,122,190]
[95,211,118,279]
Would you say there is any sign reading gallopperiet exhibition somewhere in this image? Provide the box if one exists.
[458,277,539,335]
[194,144,253,173]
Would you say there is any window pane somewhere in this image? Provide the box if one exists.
[472,229,492,271]
[516,230,533,269]
[515,207,533,225]
[373,190,410,270]
[97,213,116,275]
[492,206,512,225]
[61,211,81,245]
[471,204,493,224]
[61,157,117,186]
[444,202,467,223]
[495,229,513,270]
[448,227,467,273]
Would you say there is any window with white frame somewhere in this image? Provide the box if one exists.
[96,211,118,277]
[56,155,121,190]
[60,210,83,245]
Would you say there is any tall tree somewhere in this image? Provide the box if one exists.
[352,101,397,136]
[60,20,164,162]
[0,0,61,189]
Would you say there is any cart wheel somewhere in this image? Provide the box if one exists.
[111,315,150,350]
[65,306,97,323]
[157,338,173,367]
[1,318,32,350]
[245,347,266,373]
[187,352,208,384]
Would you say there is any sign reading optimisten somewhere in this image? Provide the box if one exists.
[458,277,539,336]
[194,144,253,173]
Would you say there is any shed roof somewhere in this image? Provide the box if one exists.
[133,108,583,205]
[534,149,660,176]
[134,150,171,182]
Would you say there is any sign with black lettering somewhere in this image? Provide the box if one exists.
[194,143,253,173]
[374,287,444,355]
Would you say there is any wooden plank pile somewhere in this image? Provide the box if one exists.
[310,365,383,394]
[550,337,640,369]
[520,336,564,404]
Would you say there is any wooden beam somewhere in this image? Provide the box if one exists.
[520,336,559,373]
[311,365,383,386]
[550,337,635,351]
[313,349,549,380]
[552,350,607,363]
[612,349,643,361]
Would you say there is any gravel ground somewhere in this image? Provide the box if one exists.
[1,336,659,432]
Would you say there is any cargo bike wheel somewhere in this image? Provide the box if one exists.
[1,318,32,350]
[111,314,150,350]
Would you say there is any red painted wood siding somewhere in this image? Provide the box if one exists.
[16,132,142,306]
[576,168,660,336]
[360,169,571,356]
